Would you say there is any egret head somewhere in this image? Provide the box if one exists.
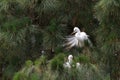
[72,27,80,34]
[76,62,80,66]
[68,55,73,64]
[68,55,73,60]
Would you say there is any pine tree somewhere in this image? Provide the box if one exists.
[95,0,120,80]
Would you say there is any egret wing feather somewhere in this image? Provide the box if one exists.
[65,36,82,49]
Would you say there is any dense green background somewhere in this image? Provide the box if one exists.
[0,0,119,80]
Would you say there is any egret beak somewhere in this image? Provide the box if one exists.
[71,31,76,35]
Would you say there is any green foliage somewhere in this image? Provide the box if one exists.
[43,19,65,50]
[13,72,21,80]
[61,64,102,80]
[0,0,15,12]
[13,60,39,80]
[95,0,120,23]
[75,54,90,64]
[34,55,47,67]
[40,0,62,13]
[3,65,16,80]
[50,53,65,71]
[13,53,108,80]
[94,0,120,80]
[30,73,40,80]
[25,60,33,67]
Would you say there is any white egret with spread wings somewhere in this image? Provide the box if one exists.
[64,27,92,49]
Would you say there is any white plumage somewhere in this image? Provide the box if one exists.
[76,62,81,69]
[63,62,71,68]
[65,27,92,49]
[68,55,73,64]
[63,55,73,69]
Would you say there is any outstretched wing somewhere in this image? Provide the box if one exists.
[63,32,93,49]
[64,35,83,49]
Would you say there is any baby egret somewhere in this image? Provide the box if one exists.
[68,55,73,64]
[76,62,81,69]
[65,27,92,49]
[63,55,73,69]
[63,62,71,68]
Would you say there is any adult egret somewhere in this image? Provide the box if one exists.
[65,27,92,49]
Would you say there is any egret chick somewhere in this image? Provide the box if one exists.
[68,55,73,64]
[63,55,73,69]
[76,62,81,69]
